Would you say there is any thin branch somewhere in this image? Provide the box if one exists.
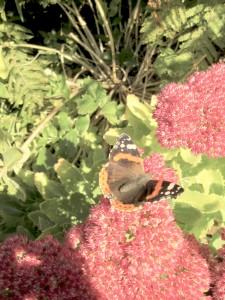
[72,145,83,165]
[10,42,100,76]
[94,0,117,82]
[115,3,123,51]
[59,3,90,47]
[21,100,69,152]
[132,46,155,87]
[124,0,141,49]
[8,43,74,62]
[69,32,111,77]
[71,2,102,56]
[87,0,104,52]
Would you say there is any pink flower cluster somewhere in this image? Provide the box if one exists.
[0,234,98,300]
[66,199,210,299]
[0,153,211,299]
[0,203,211,300]
[207,228,225,299]
[143,153,179,183]
[153,63,225,157]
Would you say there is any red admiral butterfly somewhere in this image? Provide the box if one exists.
[99,133,184,211]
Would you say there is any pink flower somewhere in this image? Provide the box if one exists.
[153,63,225,157]
[208,228,225,299]
[65,199,210,300]
[0,234,98,300]
[143,153,179,183]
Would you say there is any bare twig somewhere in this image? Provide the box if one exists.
[69,32,111,77]
[87,0,104,52]
[95,0,117,82]
[124,0,141,49]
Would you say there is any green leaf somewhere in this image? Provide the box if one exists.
[174,200,223,240]
[77,95,99,115]
[180,148,202,165]
[102,101,123,125]
[29,211,55,231]
[210,231,225,252]
[34,148,57,171]
[196,169,224,195]
[0,82,9,98]
[0,129,11,153]
[77,79,109,115]
[37,224,66,242]
[15,0,24,22]
[173,202,202,228]
[40,192,91,226]
[188,213,215,239]
[62,128,79,146]
[0,0,6,22]
[176,190,223,213]
[117,49,138,67]
[76,115,90,134]
[2,147,23,170]
[55,111,73,133]
[154,48,194,81]
[54,158,85,192]
[16,226,34,239]
[18,169,36,190]
[0,193,25,217]
[126,94,152,124]
[34,172,67,200]
[2,176,26,201]
[108,0,120,17]
[125,94,155,137]
[57,128,79,160]
[0,48,10,79]
[42,122,58,141]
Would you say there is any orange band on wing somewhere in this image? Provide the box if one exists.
[111,199,143,212]
[99,167,111,195]
[145,179,163,200]
[112,153,142,164]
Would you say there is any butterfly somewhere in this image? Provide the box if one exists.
[99,133,184,211]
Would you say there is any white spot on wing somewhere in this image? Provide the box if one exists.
[126,144,137,150]
[167,183,176,190]
[164,191,171,196]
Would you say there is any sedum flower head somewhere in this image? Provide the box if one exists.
[143,153,179,183]
[0,234,97,300]
[153,63,225,157]
[208,228,225,299]
[66,199,210,300]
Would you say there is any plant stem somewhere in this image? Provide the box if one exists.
[95,0,117,83]
[124,0,141,49]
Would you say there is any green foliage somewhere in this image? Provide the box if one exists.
[0,74,121,240]
[0,23,69,146]
[171,153,225,251]
[141,0,225,82]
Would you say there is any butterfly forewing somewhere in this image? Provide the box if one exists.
[109,133,140,160]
